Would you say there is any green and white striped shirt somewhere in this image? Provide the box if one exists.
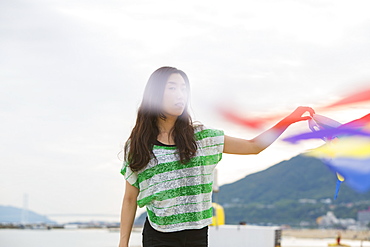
[121,124,224,232]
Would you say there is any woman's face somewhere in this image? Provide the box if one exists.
[161,73,188,118]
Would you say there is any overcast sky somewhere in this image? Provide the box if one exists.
[1,0,369,222]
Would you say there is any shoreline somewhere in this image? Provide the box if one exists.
[282,229,370,241]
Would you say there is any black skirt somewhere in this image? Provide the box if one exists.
[142,218,208,247]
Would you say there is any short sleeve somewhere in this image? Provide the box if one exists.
[120,162,139,189]
[211,129,224,154]
[205,128,224,154]
[194,124,224,161]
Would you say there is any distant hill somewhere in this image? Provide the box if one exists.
[214,155,370,226]
[0,205,55,224]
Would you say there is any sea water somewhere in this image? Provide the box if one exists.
[1,229,370,247]
[0,229,135,247]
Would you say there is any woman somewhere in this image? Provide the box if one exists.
[119,66,314,247]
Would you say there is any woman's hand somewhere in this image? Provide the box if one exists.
[281,106,315,126]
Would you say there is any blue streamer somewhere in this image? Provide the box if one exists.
[334,179,342,200]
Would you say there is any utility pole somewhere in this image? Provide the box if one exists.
[21,193,29,225]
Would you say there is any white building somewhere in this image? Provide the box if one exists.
[317,211,356,228]
[358,207,370,227]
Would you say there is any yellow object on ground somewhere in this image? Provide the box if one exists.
[210,202,225,226]
[328,243,350,247]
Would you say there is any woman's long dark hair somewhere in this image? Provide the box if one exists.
[124,67,197,172]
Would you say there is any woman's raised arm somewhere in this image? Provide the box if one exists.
[223,106,315,155]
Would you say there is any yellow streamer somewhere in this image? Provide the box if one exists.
[306,136,370,159]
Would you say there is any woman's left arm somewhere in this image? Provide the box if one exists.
[223,106,315,155]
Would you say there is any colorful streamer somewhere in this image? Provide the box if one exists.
[218,107,279,129]
[283,128,370,144]
[321,87,370,109]
[333,173,345,200]
[306,137,370,159]
[284,113,370,196]
[322,157,370,193]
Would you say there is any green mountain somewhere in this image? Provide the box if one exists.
[0,205,55,224]
[214,155,370,226]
